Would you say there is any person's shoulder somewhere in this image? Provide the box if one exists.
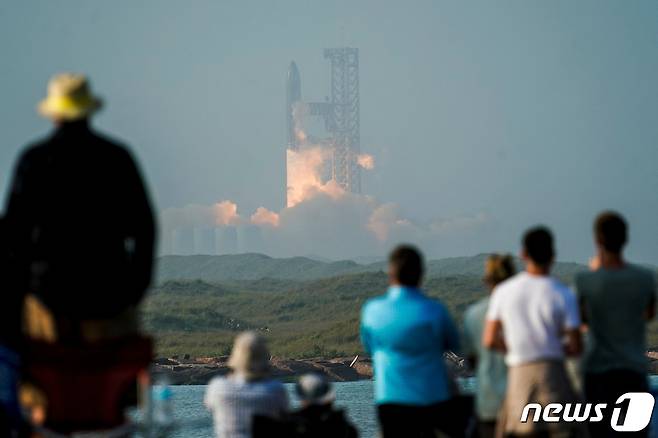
[362,294,387,313]
[464,297,488,321]
[625,264,656,281]
[16,134,55,164]
[492,272,524,295]
[89,128,137,160]
[206,375,231,392]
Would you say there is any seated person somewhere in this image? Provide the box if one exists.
[289,373,358,438]
[205,332,289,438]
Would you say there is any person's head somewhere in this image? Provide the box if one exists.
[37,73,102,124]
[521,226,554,270]
[388,245,424,287]
[295,373,335,407]
[227,331,271,381]
[594,211,627,255]
[483,254,516,289]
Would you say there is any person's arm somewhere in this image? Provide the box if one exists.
[3,151,35,311]
[442,307,460,353]
[203,380,217,411]
[482,320,506,352]
[122,150,156,303]
[563,288,583,356]
[482,290,506,352]
[563,328,582,357]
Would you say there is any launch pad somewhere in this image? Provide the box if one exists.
[286,48,361,207]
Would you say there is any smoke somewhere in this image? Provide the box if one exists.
[160,106,492,258]
[212,200,241,226]
[356,153,375,170]
[286,147,344,207]
[250,207,280,227]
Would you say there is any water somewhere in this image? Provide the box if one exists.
[167,380,380,437]
[166,377,658,437]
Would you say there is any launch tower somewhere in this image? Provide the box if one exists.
[285,48,361,206]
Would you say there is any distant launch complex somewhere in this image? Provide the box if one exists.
[166,48,365,255]
[286,48,361,206]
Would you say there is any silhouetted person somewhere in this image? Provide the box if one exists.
[483,227,583,437]
[360,245,462,438]
[4,73,155,340]
[576,212,656,438]
[0,217,28,437]
[463,254,515,438]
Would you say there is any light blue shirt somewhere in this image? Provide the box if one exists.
[463,297,507,421]
[360,286,459,405]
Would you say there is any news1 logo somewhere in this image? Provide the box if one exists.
[521,393,656,432]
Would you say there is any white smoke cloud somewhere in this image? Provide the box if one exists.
[160,135,493,258]
[356,153,375,170]
[250,207,280,227]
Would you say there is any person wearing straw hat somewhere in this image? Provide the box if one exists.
[3,73,156,339]
[205,331,289,438]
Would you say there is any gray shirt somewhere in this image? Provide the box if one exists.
[575,264,656,375]
[204,374,289,438]
[463,297,507,421]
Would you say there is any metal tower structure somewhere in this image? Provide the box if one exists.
[285,47,361,206]
[324,48,361,193]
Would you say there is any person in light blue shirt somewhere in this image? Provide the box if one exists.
[462,254,515,438]
[360,245,461,438]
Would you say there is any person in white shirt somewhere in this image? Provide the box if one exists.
[483,226,583,437]
[204,331,289,438]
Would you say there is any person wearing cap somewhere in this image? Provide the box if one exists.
[205,331,289,438]
[462,254,515,438]
[3,73,155,339]
[288,373,358,438]
[360,245,461,438]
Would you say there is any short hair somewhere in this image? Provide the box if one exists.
[522,226,554,266]
[484,254,516,286]
[594,211,627,253]
[389,245,424,287]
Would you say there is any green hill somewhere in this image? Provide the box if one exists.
[155,253,589,284]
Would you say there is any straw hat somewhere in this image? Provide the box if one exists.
[228,331,271,380]
[38,73,103,121]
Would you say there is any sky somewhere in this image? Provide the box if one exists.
[1,1,657,263]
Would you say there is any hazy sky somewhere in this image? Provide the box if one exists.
[1,1,657,262]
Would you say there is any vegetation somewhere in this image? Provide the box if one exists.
[143,272,486,358]
[145,254,658,358]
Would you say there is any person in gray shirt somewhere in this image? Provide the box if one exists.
[575,211,656,438]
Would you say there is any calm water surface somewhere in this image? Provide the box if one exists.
[168,377,658,438]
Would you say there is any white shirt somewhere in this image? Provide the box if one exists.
[486,272,580,366]
[204,374,289,438]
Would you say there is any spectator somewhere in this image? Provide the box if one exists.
[4,73,155,342]
[463,254,515,438]
[205,331,288,438]
[360,245,462,438]
[483,227,583,437]
[576,211,656,438]
[286,373,358,438]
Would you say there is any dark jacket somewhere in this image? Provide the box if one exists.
[0,217,23,348]
[290,405,358,438]
[3,120,156,319]
[253,404,358,438]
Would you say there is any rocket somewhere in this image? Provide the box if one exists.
[286,61,301,150]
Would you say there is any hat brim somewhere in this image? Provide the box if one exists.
[37,97,103,121]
